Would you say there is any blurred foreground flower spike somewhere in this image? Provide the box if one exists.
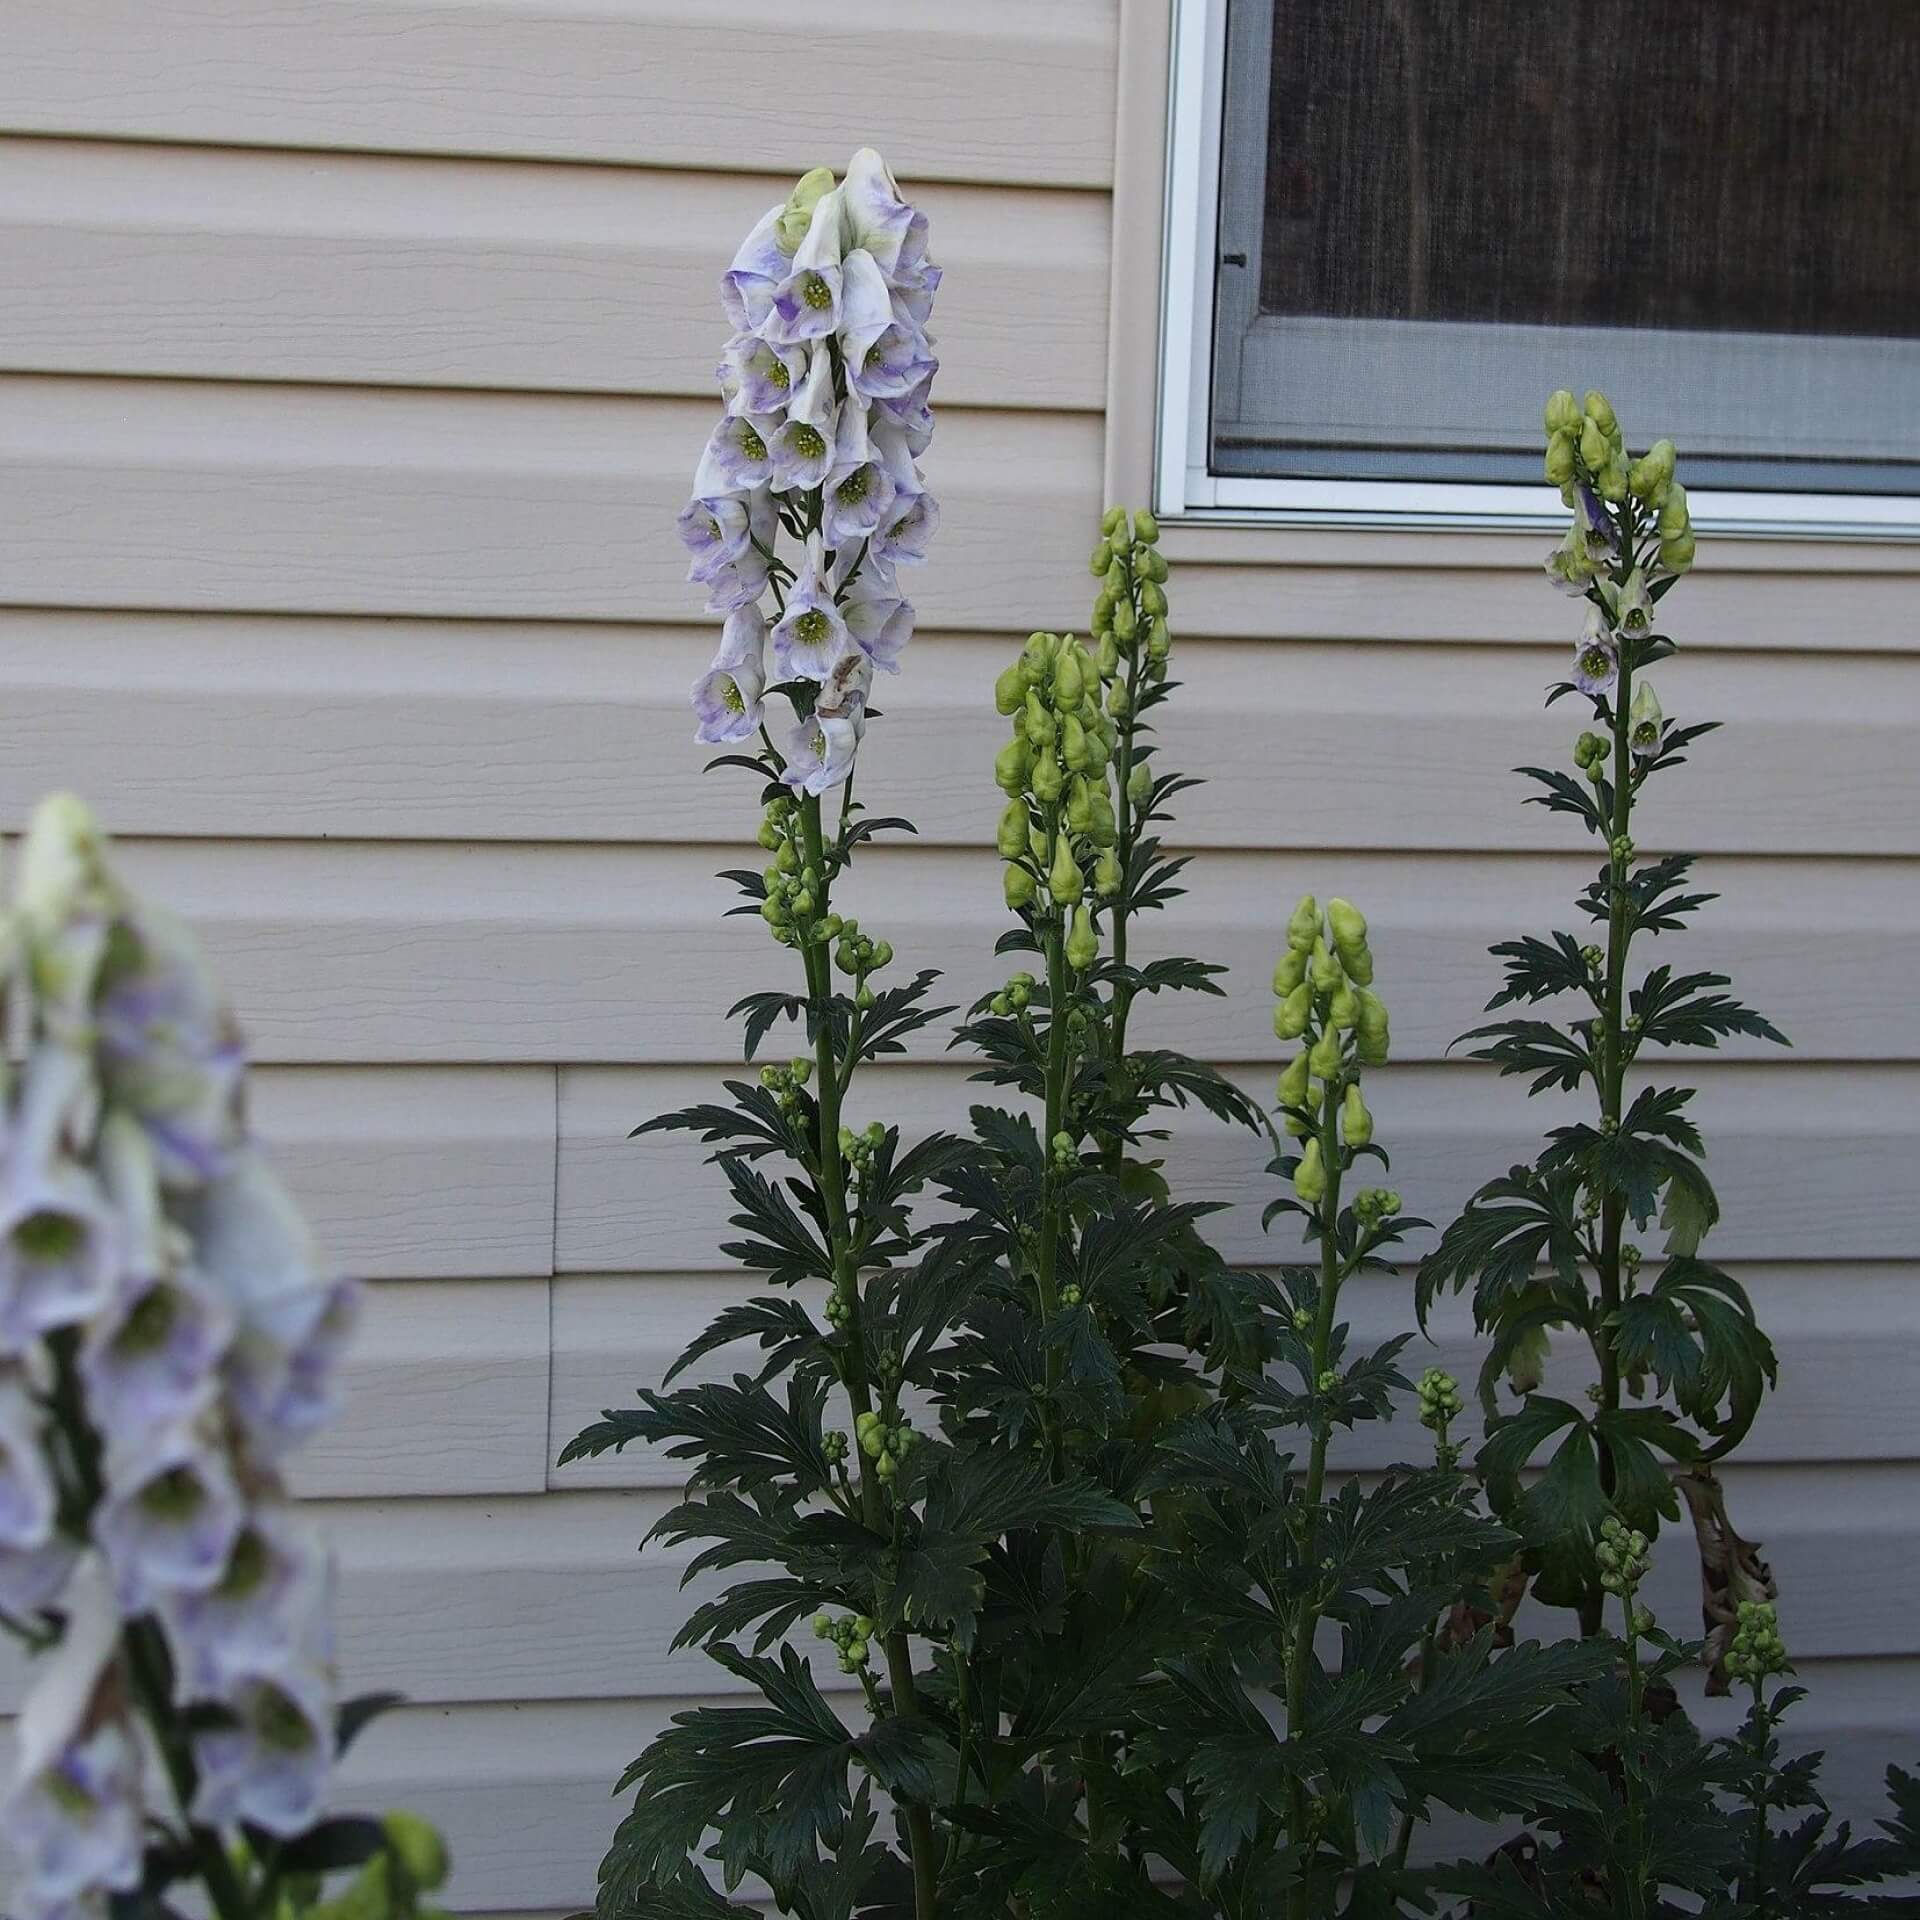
[0,794,446,1920]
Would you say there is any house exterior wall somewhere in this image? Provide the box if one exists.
[0,2,1913,1910]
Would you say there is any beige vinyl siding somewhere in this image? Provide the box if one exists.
[0,0,1915,1909]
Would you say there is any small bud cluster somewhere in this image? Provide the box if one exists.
[987,970,1035,1018]
[1271,896,1390,1204]
[1724,1598,1790,1685]
[1353,1187,1402,1222]
[836,1120,887,1171]
[1416,1367,1464,1433]
[757,1056,815,1111]
[1596,1514,1651,1597]
[854,1409,917,1483]
[993,629,1122,972]
[811,1609,877,1675]
[1089,506,1172,684]
[822,1430,849,1464]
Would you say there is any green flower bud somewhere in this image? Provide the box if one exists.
[1341,1082,1372,1148]
[775,165,837,251]
[1023,687,1056,745]
[1544,389,1581,435]
[382,1812,450,1893]
[1104,561,1128,598]
[1660,528,1696,573]
[1354,988,1390,1066]
[1308,1025,1343,1080]
[994,661,1027,716]
[1278,1051,1311,1114]
[1310,941,1341,997]
[1066,904,1098,971]
[1544,431,1575,489]
[870,941,892,970]
[1031,750,1063,804]
[1272,947,1308,996]
[1053,647,1085,708]
[1133,509,1159,545]
[1140,547,1169,583]
[1286,893,1321,954]
[1574,729,1607,769]
[1111,599,1137,644]
[1064,775,1094,836]
[1106,677,1132,721]
[1505,1322,1549,1396]
[995,734,1031,796]
[1273,981,1312,1041]
[1658,483,1690,538]
[1090,540,1113,578]
[1327,980,1357,1031]
[813,1611,833,1637]
[1102,505,1127,537]
[1094,849,1123,898]
[1060,713,1090,773]
[1293,1138,1326,1205]
[1146,617,1171,661]
[1108,511,1134,552]
[1583,389,1617,435]
[1629,438,1676,501]
[996,798,1028,860]
[1095,629,1119,677]
[1048,835,1084,906]
[1598,457,1629,504]
[1004,863,1036,910]
[1139,581,1168,619]
[1127,760,1152,808]
[1579,416,1609,473]
[1327,896,1368,966]
[875,1450,897,1481]
[1088,790,1116,845]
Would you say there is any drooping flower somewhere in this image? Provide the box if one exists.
[868,486,940,575]
[694,411,779,495]
[1572,481,1618,564]
[841,575,914,674]
[874,370,936,456]
[1629,680,1664,759]
[164,1507,332,1701]
[1603,566,1654,642]
[676,490,759,584]
[1543,525,1596,597]
[191,1662,334,1839]
[691,606,769,745]
[820,407,897,550]
[766,190,847,347]
[95,1419,245,1610]
[721,334,805,417]
[771,535,852,683]
[1573,609,1619,697]
[840,149,922,281]
[718,205,790,336]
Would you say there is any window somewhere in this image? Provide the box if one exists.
[1158,0,1920,532]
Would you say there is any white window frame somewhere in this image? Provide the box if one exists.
[1155,0,1920,539]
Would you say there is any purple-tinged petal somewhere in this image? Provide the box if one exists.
[719,205,789,334]
[694,412,779,495]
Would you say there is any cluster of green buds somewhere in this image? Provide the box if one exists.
[1353,1186,1402,1222]
[1271,896,1390,1203]
[837,1118,887,1174]
[812,1609,877,1676]
[1724,1599,1791,1685]
[1596,1514,1652,1598]
[987,970,1036,1017]
[1416,1367,1464,1434]
[1542,387,1694,592]
[832,919,893,1012]
[993,630,1122,971]
[1090,505,1172,688]
[757,793,824,945]
[822,1429,849,1465]
[855,1408,918,1483]
[758,1056,814,1112]
[1573,729,1608,785]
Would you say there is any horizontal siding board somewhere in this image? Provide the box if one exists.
[0,140,1107,408]
[549,1266,1920,1479]
[99,839,1920,1065]
[0,1,1118,187]
[557,1061,1920,1271]
[251,1066,556,1278]
[292,1279,550,1498]
[0,377,1100,622]
[2,616,1914,856]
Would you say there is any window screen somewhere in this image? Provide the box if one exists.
[1209,0,1920,492]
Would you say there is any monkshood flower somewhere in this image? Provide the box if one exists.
[95,1417,245,1610]
[1630,680,1664,759]
[1574,609,1619,697]
[691,606,769,746]
[680,150,940,792]
[1602,566,1654,643]
[164,1507,331,1701]
[191,1661,334,1838]
[0,1372,61,1558]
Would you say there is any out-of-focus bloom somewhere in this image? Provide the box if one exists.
[1573,610,1619,697]
[0,1373,60,1554]
[191,1662,334,1839]
[771,535,852,683]
[164,1507,332,1701]
[95,1419,245,1610]
[691,606,769,745]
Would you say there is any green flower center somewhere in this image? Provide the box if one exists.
[738,424,766,461]
[252,1685,317,1753]
[795,609,832,646]
[720,675,746,716]
[218,1527,272,1600]
[801,272,833,312]
[864,343,885,369]
[139,1466,205,1522]
[1580,645,1612,678]
[45,1767,100,1818]
[14,1211,83,1264]
[1632,721,1658,749]
[789,424,825,461]
[767,358,791,391]
[837,469,870,505]
[112,1285,178,1357]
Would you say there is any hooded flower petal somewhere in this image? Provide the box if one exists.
[841,580,914,674]
[874,371,935,456]
[694,411,780,495]
[820,407,897,550]
[1572,481,1618,564]
[779,710,863,798]
[676,491,755,582]
[163,1507,332,1702]
[868,486,939,574]
[691,607,769,745]
[81,1269,231,1449]
[766,190,847,347]
[190,1662,334,1839]
[1573,610,1620,697]
[1629,679,1664,759]
[719,205,789,335]
[721,334,806,416]
[95,1420,245,1609]
[1604,566,1655,642]
[770,535,851,683]
[839,149,925,283]
[0,1370,60,1552]
[1543,526,1596,597]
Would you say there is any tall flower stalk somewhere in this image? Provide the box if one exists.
[0,795,446,1920]
[1419,391,1786,1642]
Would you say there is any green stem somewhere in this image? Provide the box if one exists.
[1621,1605,1649,1920]
[1284,1077,1345,1920]
[1106,645,1146,1071]
[1745,1681,1772,1918]
[797,796,940,1920]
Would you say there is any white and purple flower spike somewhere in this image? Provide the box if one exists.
[190,1661,335,1839]
[771,534,853,683]
[691,607,769,746]
[766,189,847,347]
[95,1419,245,1610]
[1573,609,1620,698]
[2,1558,143,1914]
